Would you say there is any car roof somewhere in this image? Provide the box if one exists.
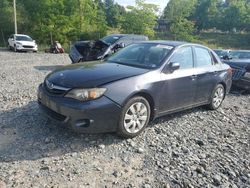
[230,50,250,52]
[107,34,147,38]
[135,40,195,47]
[14,34,30,37]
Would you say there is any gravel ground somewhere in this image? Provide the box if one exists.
[0,50,249,188]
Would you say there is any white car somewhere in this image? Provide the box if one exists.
[8,34,38,52]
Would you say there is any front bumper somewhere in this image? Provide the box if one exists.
[16,44,38,51]
[37,84,121,133]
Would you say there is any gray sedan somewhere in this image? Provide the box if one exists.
[38,41,232,138]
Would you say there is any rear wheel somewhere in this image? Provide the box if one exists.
[207,84,225,110]
[117,96,150,138]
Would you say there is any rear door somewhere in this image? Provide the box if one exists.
[193,47,220,103]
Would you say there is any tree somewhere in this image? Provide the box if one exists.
[121,0,159,38]
[163,0,197,41]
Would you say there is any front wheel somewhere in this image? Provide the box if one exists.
[14,45,17,52]
[207,84,225,110]
[117,96,151,138]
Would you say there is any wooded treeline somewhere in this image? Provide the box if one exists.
[164,0,250,41]
[0,0,250,47]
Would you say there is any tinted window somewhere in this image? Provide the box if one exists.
[170,47,193,69]
[195,47,213,67]
[230,51,250,59]
[108,43,172,69]
[101,35,122,45]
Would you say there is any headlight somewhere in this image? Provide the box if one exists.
[65,88,107,101]
[16,42,22,45]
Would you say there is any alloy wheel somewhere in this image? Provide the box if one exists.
[123,102,148,134]
[212,86,224,108]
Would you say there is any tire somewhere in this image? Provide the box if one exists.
[14,45,17,52]
[207,84,225,110]
[117,96,151,138]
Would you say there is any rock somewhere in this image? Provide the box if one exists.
[196,167,204,174]
[143,183,151,188]
[172,151,179,158]
[195,139,205,146]
[213,175,221,186]
[0,181,6,188]
[98,144,105,149]
[137,148,144,154]
[40,166,49,171]
[113,170,122,178]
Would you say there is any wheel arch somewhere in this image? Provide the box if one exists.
[123,91,155,121]
[218,81,227,99]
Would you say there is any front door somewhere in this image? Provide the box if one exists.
[159,46,197,113]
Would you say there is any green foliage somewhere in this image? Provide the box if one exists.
[121,0,159,38]
[162,0,250,44]
[163,0,197,41]
[170,18,195,41]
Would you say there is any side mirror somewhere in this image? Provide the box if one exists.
[33,40,36,43]
[169,62,180,72]
[115,43,125,49]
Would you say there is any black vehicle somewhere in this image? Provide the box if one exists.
[222,50,250,91]
[213,49,230,59]
[38,41,232,138]
[69,34,148,63]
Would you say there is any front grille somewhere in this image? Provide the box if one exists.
[39,102,67,122]
[44,79,70,95]
[44,84,67,95]
[23,45,33,48]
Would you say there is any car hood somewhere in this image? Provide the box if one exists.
[46,61,149,88]
[224,59,250,71]
[17,41,35,46]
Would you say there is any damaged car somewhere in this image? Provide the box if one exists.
[222,50,250,91]
[69,34,148,63]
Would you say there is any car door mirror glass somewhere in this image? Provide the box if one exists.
[170,62,180,72]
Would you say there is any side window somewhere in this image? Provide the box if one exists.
[170,47,193,69]
[211,52,219,65]
[195,47,213,67]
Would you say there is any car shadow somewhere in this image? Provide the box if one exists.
[0,101,123,162]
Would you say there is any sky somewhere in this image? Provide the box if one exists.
[114,0,169,12]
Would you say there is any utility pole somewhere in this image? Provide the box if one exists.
[13,0,17,34]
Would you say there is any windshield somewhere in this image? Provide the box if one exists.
[230,51,250,59]
[108,43,173,69]
[100,35,122,45]
[16,35,33,41]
